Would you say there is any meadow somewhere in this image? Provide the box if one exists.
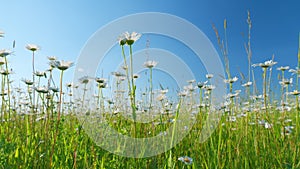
[0,15,300,169]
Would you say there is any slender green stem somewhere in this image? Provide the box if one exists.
[149,67,153,111]
[4,57,11,116]
[32,51,36,113]
[263,68,268,116]
[58,70,64,121]
[121,45,132,99]
[129,45,137,134]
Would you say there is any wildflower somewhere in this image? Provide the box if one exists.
[0,49,11,57]
[203,84,216,91]
[252,60,277,68]
[118,34,127,46]
[227,92,239,99]
[0,69,11,75]
[96,78,107,88]
[178,156,193,165]
[144,60,158,68]
[79,76,90,84]
[178,90,188,97]
[282,126,294,136]
[0,30,4,37]
[66,82,73,88]
[34,86,49,94]
[228,116,237,122]
[197,81,208,88]
[279,78,293,86]
[156,94,166,101]
[206,74,214,79]
[133,74,139,79]
[187,79,196,84]
[0,57,5,65]
[35,71,46,77]
[47,56,57,61]
[289,90,300,95]
[276,105,291,112]
[119,32,141,46]
[258,120,272,129]
[184,84,196,92]
[224,76,238,83]
[22,79,34,85]
[98,82,107,88]
[289,68,300,75]
[95,78,106,84]
[112,71,125,77]
[242,81,252,87]
[26,44,39,52]
[51,60,74,71]
[277,66,290,71]
[49,87,59,93]
[106,99,114,105]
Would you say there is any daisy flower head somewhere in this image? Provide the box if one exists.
[277,66,290,71]
[0,49,12,57]
[206,74,214,79]
[197,81,208,88]
[0,30,4,37]
[35,71,46,77]
[279,78,293,86]
[22,78,34,86]
[119,32,141,46]
[47,56,57,61]
[289,90,300,96]
[289,68,300,75]
[52,60,74,71]
[224,76,238,84]
[34,86,49,94]
[79,76,90,84]
[144,60,158,68]
[242,81,252,87]
[118,33,127,46]
[252,60,277,68]
[26,44,40,52]
[95,78,106,84]
[0,69,12,76]
[0,57,5,65]
[178,156,193,165]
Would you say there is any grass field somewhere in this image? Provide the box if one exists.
[0,16,300,169]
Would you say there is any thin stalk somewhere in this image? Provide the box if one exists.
[263,68,268,116]
[4,57,11,116]
[168,98,182,168]
[121,45,132,102]
[129,45,137,136]
[199,88,203,113]
[58,70,64,121]
[149,67,153,111]
[32,51,35,113]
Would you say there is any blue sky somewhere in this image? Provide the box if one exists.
[0,0,299,93]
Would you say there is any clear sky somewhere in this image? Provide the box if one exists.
[0,0,299,93]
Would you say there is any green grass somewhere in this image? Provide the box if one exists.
[1,16,300,169]
[0,107,299,168]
